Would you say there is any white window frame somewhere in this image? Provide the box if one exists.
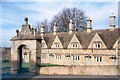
[55,44,59,48]
[73,43,78,48]
[56,55,61,60]
[94,43,101,48]
[73,55,80,60]
[96,56,102,62]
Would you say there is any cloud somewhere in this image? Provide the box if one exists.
[78,2,118,29]
[1,2,118,47]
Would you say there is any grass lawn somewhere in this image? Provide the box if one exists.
[1,62,11,68]
[1,62,29,68]
[40,63,68,67]
[1,62,68,68]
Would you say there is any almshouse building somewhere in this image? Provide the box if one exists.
[14,13,120,66]
[17,13,120,66]
[40,13,120,66]
[10,13,120,74]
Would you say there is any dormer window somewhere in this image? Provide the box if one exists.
[72,42,78,48]
[94,41,101,48]
[54,43,59,48]
[95,43,101,48]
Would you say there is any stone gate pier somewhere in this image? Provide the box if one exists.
[10,17,42,74]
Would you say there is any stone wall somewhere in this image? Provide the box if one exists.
[39,66,119,75]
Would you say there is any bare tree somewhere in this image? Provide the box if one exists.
[35,7,87,33]
[34,19,50,34]
[51,7,87,32]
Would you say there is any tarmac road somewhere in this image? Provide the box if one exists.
[2,73,120,80]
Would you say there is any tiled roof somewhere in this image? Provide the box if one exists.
[42,28,120,49]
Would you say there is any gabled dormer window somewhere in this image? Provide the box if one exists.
[72,42,78,48]
[54,43,59,48]
[94,41,101,48]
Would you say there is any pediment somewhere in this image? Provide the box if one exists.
[68,34,82,48]
[88,33,107,48]
[51,36,63,48]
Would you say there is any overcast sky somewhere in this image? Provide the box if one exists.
[0,0,119,47]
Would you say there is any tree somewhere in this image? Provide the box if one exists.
[35,7,87,33]
[34,19,50,34]
[51,7,87,32]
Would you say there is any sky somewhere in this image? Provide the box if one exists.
[0,0,119,47]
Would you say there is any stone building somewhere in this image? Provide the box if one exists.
[40,13,120,66]
[10,13,120,74]
[0,47,11,62]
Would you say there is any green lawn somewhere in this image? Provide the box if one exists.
[1,62,68,68]
[1,62,29,68]
[40,63,68,67]
[1,62,11,68]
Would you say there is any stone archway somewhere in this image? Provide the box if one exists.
[17,44,30,73]
[10,17,42,74]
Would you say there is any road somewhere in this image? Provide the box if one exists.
[2,73,120,80]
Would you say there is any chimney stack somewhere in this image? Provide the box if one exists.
[53,22,57,35]
[69,19,74,34]
[87,17,92,33]
[110,13,116,31]
[16,29,19,36]
[24,17,28,25]
[41,24,45,37]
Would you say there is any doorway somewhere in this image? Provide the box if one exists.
[17,45,30,73]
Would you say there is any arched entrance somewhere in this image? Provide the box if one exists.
[17,45,30,73]
[10,17,42,74]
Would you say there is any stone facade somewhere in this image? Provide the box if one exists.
[0,47,11,62]
[10,17,42,74]
[40,14,120,66]
[11,13,120,75]
[39,66,119,75]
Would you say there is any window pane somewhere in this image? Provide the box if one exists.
[97,57,99,62]
[100,57,102,62]
[78,56,79,60]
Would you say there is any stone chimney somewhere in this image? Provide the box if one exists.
[87,17,92,33]
[41,24,45,37]
[24,17,28,25]
[69,19,74,34]
[110,13,116,31]
[53,22,57,35]
[16,29,19,36]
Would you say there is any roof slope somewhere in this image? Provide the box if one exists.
[37,28,120,49]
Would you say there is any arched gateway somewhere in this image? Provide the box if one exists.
[10,17,42,74]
